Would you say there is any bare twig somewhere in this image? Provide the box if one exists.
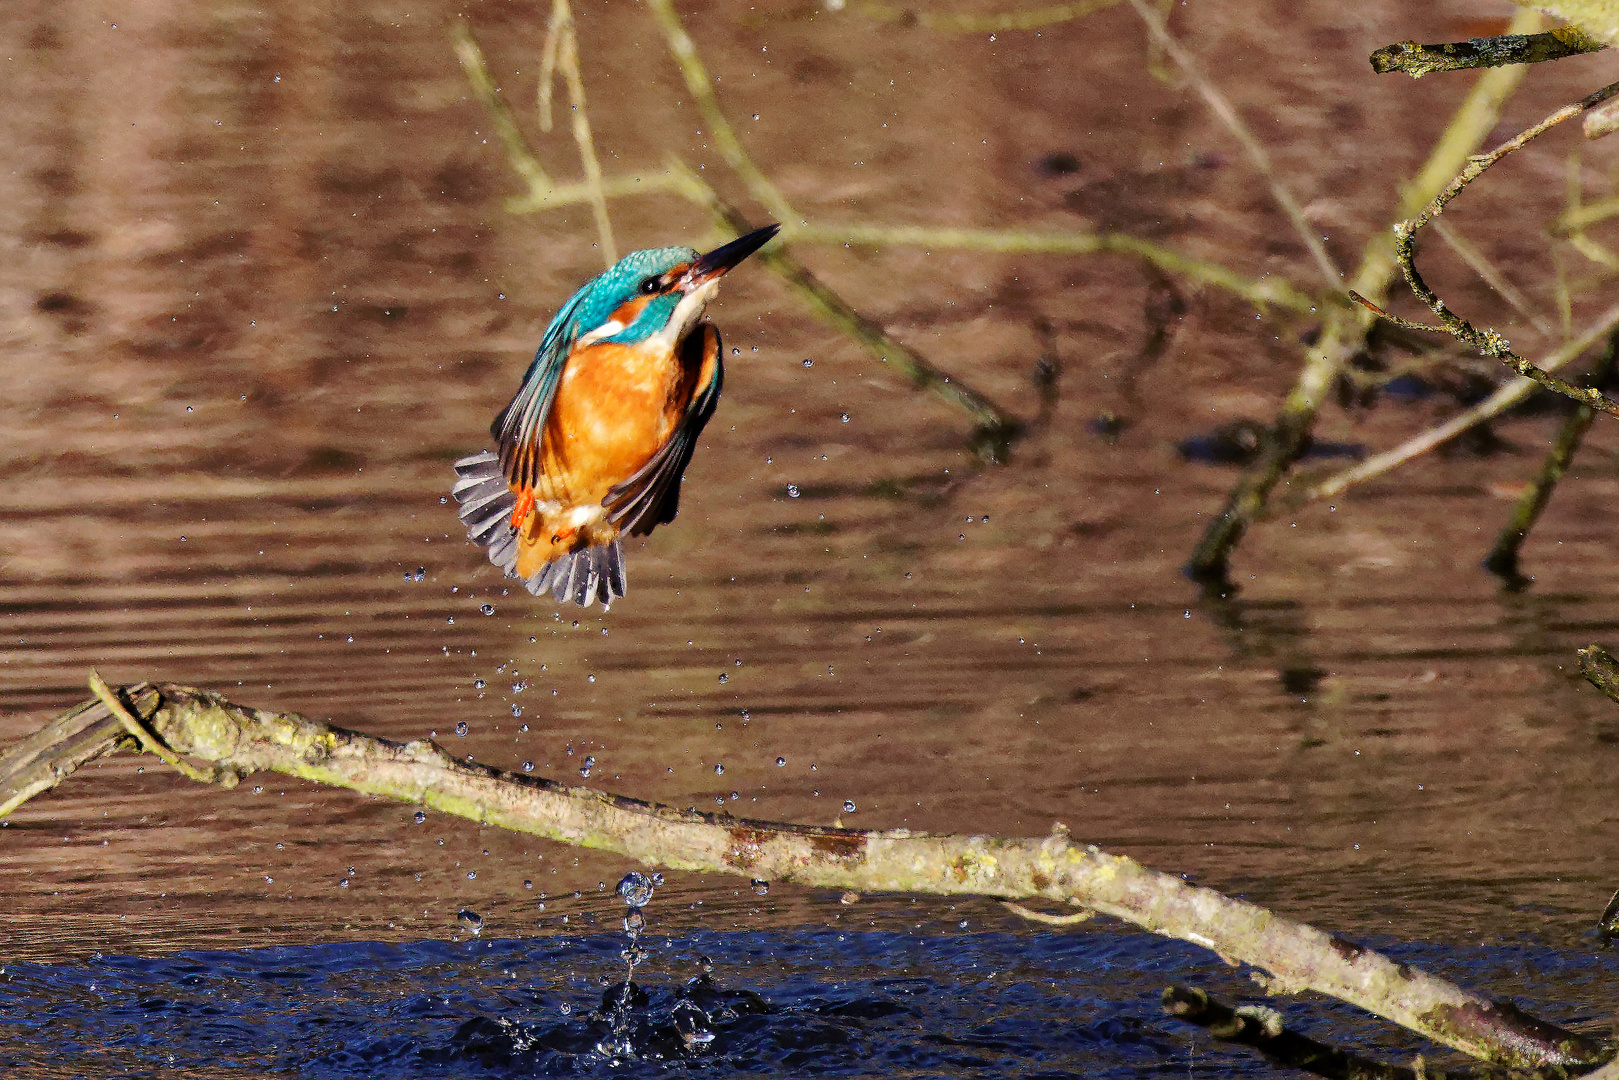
[0,678,1606,1069]
[1292,301,1619,507]
[1385,79,1619,417]
[1482,326,1619,583]
[1125,0,1342,291]
[1371,27,1606,78]
[644,0,797,225]
[542,0,616,263]
[88,670,221,785]
[1001,900,1095,925]
[1186,9,1542,585]
[450,20,552,193]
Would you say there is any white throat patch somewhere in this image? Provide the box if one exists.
[643,278,719,354]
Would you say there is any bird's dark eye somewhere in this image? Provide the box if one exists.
[638,277,661,295]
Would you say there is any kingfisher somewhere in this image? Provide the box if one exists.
[451,224,779,609]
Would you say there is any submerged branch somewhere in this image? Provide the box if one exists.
[0,679,1607,1070]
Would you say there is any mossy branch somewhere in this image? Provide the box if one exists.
[1579,644,1619,706]
[0,678,1608,1071]
[1371,27,1606,78]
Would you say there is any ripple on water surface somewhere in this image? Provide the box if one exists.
[0,930,1615,1077]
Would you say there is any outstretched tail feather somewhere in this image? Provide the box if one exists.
[451,449,626,609]
[524,543,626,608]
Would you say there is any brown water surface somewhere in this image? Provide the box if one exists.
[4,0,1619,963]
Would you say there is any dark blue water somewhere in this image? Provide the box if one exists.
[1,929,1612,1077]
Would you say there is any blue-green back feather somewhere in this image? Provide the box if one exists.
[493,246,698,487]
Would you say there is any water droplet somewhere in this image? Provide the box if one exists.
[413,810,426,824]
[624,910,645,935]
[587,673,596,683]
[473,679,486,689]
[843,800,857,813]
[522,760,533,772]
[714,763,725,775]
[512,680,527,694]
[775,756,786,767]
[787,484,800,498]
[458,909,484,934]
[802,358,813,367]
[479,603,494,616]
[718,672,729,684]
[338,878,349,888]
[455,721,468,737]
[511,704,523,717]
[414,567,426,581]
[751,879,769,895]
[616,872,656,909]
[584,755,596,768]
[840,413,850,423]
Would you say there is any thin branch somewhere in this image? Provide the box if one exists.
[1001,900,1095,925]
[643,0,797,226]
[1430,217,1558,338]
[1186,9,1542,586]
[664,160,1025,451]
[450,20,553,194]
[1125,0,1343,291]
[1,679,1607,1070]
[1371,27,1606,78]
[1291,300,1619,507]
[546,0,616,263]
[88,670,220,785]
[1387,79,1619,416]
[792,222,1319,313]
[1482,325,1619,584]
[856,0,1126,33]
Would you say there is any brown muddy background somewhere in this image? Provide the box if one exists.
[3,0,1619,963]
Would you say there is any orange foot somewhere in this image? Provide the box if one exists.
[549,525,579,545]
[510,489,535,529]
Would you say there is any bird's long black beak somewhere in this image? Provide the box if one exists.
[683,224,780,288]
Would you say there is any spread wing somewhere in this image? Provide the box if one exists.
[492,287,592,490]
[603,324,723,537]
